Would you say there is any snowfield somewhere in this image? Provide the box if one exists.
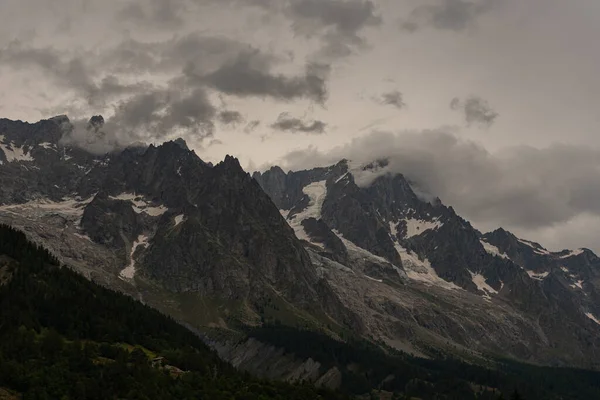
[392,240,460,290]
[518,238,551,255]
[559,249,585,259]
[0,196,95,219]
[174,214,185,227]
[469,270,498,299]
[585,312,600,326]
[402,218,443,238]
[527,271,550,280]
[120,235,149,280]
[480,240,510,260]
[283,181,328,247]
[0,135,34,163]
[109,192,169,216]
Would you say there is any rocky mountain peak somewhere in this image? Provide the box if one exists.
[216,155,245,175]
[87,115,105,132]
[49,114,71,126]
[173,138,189,151]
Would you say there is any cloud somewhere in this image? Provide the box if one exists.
[111,87,215,138]
[99,33,256,75]
[0,43,94,96]
[286,0,382,59]
[201,52,330,103]
[451,96,498,127]
[270,112,327,134]
[375,90,406,109]
[60,85,217,154]
[218,110,245,126]
[118,0,187,30]
[288,0,381,35]
[401,0,496,32]
[273,129,600,235]
[244,120,261,134]
[1,30,332,149]
[0,42,152,106]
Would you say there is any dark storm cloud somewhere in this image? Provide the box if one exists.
[271,113,327,134]
[0,43,152,106]
[218,110,245,126]
[275,129,600,231]
[1,28,333,149]
[0,44,94,95]
[375,90,406,109]
[99,33,330,103]
[451,96,498,127]
[286,0,382,59]
[61,85,217,154]
[99,33,255,75]
[202,53,330,103]
[288,0,381,35]
[401,0,496,32]
[244,120,261,134]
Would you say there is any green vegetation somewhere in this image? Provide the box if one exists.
[0,224,347,400]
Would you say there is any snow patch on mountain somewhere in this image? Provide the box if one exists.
[120,235,149,280]
[559,249,585,259]
[518,238,551,255]
[0,136,34,162]
[571,280,584,290]
[39,142,55,150]
[364,275,383,283]
[480,240,510,260]
[403,218,443,238]
[393,241,460,290]
[469,271,498,299]
[335,172,349,184]
[284,181,327,247]
[174,214,185,227]
[109,193,169,216]
[585,312,600,326]
[527,271,550,280]
[333,230,389,265]
[0,196,94,219]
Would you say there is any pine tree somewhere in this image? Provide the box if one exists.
[510,389,523,400]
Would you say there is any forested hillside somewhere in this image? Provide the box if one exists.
[0,224,346,400]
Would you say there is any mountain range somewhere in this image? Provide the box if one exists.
[1,115,600,396]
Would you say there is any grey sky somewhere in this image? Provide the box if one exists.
[1,0,600,251]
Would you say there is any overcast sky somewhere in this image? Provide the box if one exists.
[1,0,600,252]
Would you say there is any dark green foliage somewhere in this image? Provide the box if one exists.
[0,224,346,400]
[248,325,600,399]
[510,390,523,400]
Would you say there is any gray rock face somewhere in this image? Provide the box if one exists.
[210,337,342,389]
